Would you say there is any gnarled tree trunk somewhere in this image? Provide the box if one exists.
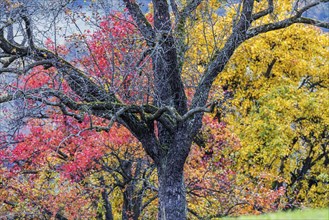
[154,134,191,220]
[157,160,186,219]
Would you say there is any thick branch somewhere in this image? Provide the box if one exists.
[181,101,217,121]
[92,107,127,132]
[151,0,188,115]
[153,0,171,31]
[147,101,217,122]
[0,17,15,32]
[0,54,20,68]
[294,0,328,16]
[192,0,254,108]
[0,60,54,74]
[0,31,28,56]
[0,93,14,103]
[21,11,35,48]
[170,0,179,19]
[190,0,255,137]
[296,17,329,29]
[247,16,329,39]
[252,0,273,21]
[175,0,203,36]
[0,21,115,103]
[180,0,203,18]
[57,104,83,122]
[175,0,203,34]
[122,0,155,45]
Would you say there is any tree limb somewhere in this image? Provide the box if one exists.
[296,17,329,29]
[147,101,217,123]
[21,10,35,49]
[294,0,328,17]
[122,0,155,46]
[180,0,203,18]
[192,0,255,111]
[252,0,273,21]
[191,0,329,138]
[246,16,329,39]
[0,60,54,74]
[170,0,180,20]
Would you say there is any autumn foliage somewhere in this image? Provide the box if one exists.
[1,1,329,219]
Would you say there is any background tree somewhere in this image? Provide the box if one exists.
[185,1,328,212]
[1,0,328,219]
[0,114,158,219]
[221,24,329,209]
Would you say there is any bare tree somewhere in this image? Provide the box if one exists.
[1,0,328,219]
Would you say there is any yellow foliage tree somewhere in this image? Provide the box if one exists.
[183,0,329,212]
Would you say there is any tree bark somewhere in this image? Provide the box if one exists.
[157,162,186,220]
[99,176,114,220]
[156,136,190,220]
[122,184,135,220]
[102,188,114,220]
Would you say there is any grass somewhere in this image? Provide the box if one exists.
[221,208,329,220]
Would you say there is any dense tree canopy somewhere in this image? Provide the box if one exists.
[0,0,328,219]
